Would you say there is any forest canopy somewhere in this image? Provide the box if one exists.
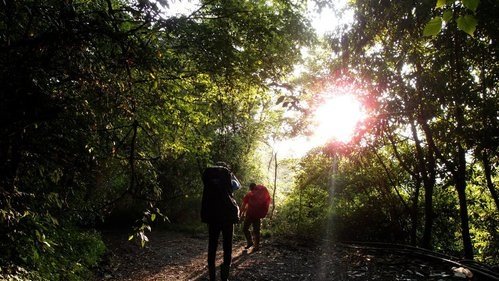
[0,0,312,279]
[277,0,498,264]
[0,0,498,280]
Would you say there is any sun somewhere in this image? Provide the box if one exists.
[274,92,366,158]
[312,94,365,144]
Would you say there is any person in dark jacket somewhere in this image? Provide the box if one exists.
[201,162,240,281]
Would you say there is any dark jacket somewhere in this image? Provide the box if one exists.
[201,166,240,224]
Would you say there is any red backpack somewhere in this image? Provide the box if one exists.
[247,185,271,219]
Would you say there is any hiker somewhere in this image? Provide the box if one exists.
[240,183,271,251]
[201,162,240,281]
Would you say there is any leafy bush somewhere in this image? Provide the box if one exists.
[272,185,330,238]
[0,220,106,281]
[330,199,409,243]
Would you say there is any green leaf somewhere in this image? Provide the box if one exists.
[47,214,59,226]
[33,247,40,262]
[35,230,42,241]
[457,15,478,36]
[442,10,453,22]
[151,213,156,222]
[128,235,134,241]
[462,0,480,12]
[423,17,443,36]
[436,0,447,8]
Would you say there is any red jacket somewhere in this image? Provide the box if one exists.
[243,185,271,219]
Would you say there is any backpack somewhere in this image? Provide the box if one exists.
[231,174,241,191]
[201,166,240,224]
[247,185,271,219]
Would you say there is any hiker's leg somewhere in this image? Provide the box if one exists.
[242,217,253,248]
[220,263,230,281]
[208,223,221,281]
[221,223,234,281]
[253,218,261,249]
[221,223,233,267]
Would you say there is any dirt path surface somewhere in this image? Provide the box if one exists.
[97,230,472,281]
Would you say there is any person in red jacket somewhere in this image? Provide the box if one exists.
[240,183,271,251]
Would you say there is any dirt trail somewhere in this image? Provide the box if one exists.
[97,230,470,281]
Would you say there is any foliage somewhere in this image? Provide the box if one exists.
[424,0,480,37]
[278,0,498,264]
[0,224,105,281]
[268,0,498,266]
[273,183,330,238]
[0,0,313,278]
[271,150,328,236]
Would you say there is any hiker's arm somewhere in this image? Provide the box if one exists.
[240,202,247,216]
[240,194,249,216]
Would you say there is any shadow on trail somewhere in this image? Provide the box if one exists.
[100,230,482,281]
[101,230,210,280]
[187,237,325,281]
[186,244,254,281]
[100,227,327,281]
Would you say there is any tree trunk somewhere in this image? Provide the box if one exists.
[421,181,434,249]
[410,178,421,246]
[413,58,438,250]
[416,118,437,250]
[129,120,138,193]
[385,124,419,243]
[421,154,436,249]
[456,141,474,259]
[482,151,499,212]
[270,152,277,219]
[452,25,473,260]
[456,175,473,259]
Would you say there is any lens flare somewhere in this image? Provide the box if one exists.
[312,94,365,143]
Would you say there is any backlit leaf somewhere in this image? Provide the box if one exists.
[423,17,443,36]
[442,10,453,22]
[457,15,477,36]
[462,0,480,12]
[436,0,447,8]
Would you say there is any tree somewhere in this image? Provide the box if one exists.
[0,0,313,278]
[312,0,497,260]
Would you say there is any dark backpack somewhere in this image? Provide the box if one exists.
[201,166,240,224]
